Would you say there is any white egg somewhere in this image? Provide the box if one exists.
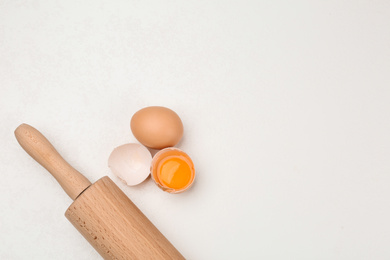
[108,143,152,186]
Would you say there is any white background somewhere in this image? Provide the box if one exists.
[1,0,390,259]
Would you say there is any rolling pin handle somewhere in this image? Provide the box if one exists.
[14,124,91,200]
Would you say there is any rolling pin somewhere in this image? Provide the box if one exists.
[14,124,185,260]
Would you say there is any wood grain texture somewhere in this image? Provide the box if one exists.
[66,176,185,260]
[14,124,91,200]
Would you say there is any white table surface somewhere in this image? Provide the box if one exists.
[1,1,390,259]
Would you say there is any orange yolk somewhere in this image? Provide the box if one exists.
[157,156,192,190]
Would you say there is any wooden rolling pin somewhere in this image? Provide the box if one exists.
[15,124,185,260]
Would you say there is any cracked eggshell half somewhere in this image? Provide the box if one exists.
[151,148,195,194]
[108,143,152,186]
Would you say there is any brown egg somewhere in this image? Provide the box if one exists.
[130,106,184,149]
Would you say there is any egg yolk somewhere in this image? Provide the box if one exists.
[157,156,192,190]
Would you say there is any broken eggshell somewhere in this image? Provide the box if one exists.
[108,143,152,186]
[151,147,196,194]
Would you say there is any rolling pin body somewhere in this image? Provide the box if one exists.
[15,124,184,260]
